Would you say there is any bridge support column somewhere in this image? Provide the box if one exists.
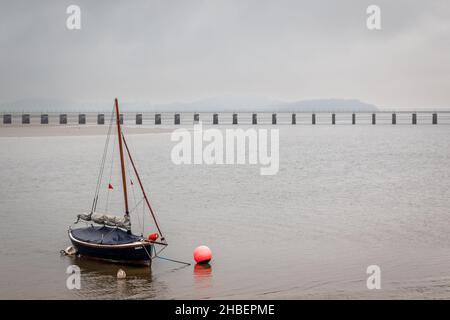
[78,114,86,125]
[155,114,161,125]
[40,114,48,124]
[136,114,143,125]
[22,114,30,124]
[233,113,238,125]
[432,113,437,125]
[97,114,105,125]
[3,114,12,124]
[252,113,257,125]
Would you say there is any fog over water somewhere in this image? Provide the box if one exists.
[1,0,450,109]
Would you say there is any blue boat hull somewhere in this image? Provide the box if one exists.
[69,228,153,265]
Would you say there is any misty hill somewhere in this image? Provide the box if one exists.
[0,96,378,113]
[150,97,378,113]
[270,99,378,113]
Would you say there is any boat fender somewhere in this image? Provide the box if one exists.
[117,269,126,279]
[61,246,78,256]
[148,233,159,241]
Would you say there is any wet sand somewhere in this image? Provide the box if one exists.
[0,125,173,137]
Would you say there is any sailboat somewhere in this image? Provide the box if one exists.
[68,98,167,265]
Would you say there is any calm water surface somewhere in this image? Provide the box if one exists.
[1,125,450,299]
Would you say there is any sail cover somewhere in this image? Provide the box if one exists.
[77,212,131,231]
[71,225,143,245]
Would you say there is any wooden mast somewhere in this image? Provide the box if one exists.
[115,98,129,216]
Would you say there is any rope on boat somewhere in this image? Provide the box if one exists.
[122,134,167,243]
[125,153,145,235]
[92,105,115,214]
[105,123,117,213]
[123,134,146,236]
[142,244,153,262]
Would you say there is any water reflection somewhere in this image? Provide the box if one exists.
[193,263,213,291]
[5,127,450,299]
[63,255,168,299]
[66,255,152,277]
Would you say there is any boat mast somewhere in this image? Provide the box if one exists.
[115,98,129,216]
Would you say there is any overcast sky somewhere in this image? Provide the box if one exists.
[1,0,449,108]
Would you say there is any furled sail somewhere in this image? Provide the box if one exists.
[77,213,131,231]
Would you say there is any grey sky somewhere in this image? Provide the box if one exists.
[1,0,449,108]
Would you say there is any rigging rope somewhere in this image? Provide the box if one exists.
[105,110,117,213]
[125,134,146,236]
[122,134,166,242]
[142,198,145,236]
[129,197,145,215]
[126,150,144,235]
[91,106,115,214]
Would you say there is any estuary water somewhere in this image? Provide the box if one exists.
[1,124,450,299]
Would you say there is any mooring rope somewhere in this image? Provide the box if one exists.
[155,255,191,266]
[141,242,191,266]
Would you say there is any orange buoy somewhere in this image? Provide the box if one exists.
[193,245,212,264]
[148,233,159,241]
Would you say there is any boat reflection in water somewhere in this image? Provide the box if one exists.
[64,255,169,299]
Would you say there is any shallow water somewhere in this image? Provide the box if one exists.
[1,125,450,299]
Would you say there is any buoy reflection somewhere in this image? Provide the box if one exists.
[193,263,212,290]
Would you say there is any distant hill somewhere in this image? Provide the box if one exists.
[270,99,378,112]
[0,96,378,113]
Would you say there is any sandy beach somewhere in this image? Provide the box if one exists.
[0,125,174,137]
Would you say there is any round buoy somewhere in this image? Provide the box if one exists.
[193,245,212,264]
[117,269,126,279]
[148,233,159,241]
